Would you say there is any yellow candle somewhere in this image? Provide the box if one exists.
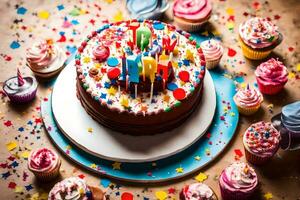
[142,56,157,82]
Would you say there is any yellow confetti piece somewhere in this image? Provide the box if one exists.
[6,141,18,151]
[107,87,117,96]
[176,167,184,173]
[112,162,121,170]
[90,163,97,169]
[66,145,72,150]
[194,156,201,161]
[87,127,93,133]
[226,22,235,30]
[155,191,168,200]
[296,63,300,72]
[30,192,48,200]
[230,112,236,117]
[240,82,247,88]
[20,150,30,158]
[226,7,235,15]
[38,10,50,19]
[104,0,114,3]
[120,95,129,108]
[15,186,23,193]
[113,10,123,22]
[79,9,87,15]
[195,172,208,182]
[264,192,273,200]
[288,72,295,79]
[83,57,91,63]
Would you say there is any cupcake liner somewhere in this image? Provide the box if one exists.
[236,104,261,116]
[174,16,209,32]
[244,146,275,165]
[7,88,37,103]
[205,58,221,70]
[256,78,285,95]
[30,159,61,182]
[219,183,254,200]
[239,39,272,60]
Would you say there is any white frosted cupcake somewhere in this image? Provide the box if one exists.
[200,39,223,69]
[26,40,66,79]
[180,183,218,200]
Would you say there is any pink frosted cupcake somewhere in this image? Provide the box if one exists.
[26,40,66,79]
[48,177,105,200]
[219,162,258,200]
[200,39,223,70]
[255,58,288,95]
[173,0,212,32]
[28,148,61,181]
[180,183,218,200]
[233,85,263,115]
[243,121,281,165]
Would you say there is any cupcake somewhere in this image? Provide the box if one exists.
[2,68,38,103]
[173,0,212,32]
[255,58,288,95]
[239,17,282,60]
[219,162,258,200]
[28,148,61,181]
[233,84,263,115]
[200,39,223,69]
[243,121,281,165]
[127,0,169,20]
[26,40,66,79]
[180,183,218,200]
[48,177,105,200]
[271,101,300,150]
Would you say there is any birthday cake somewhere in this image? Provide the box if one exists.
[75,20,206,134]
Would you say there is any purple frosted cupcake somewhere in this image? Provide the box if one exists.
[219,162,258,200]
[180,183,218,200]
[2,69,38,103]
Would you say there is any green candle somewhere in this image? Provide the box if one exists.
[136,26,151,51]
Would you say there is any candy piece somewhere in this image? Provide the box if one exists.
[107,68,121,80]
[93,45,110,62]
[107,57,119,67]
[173,88,186,100]
[178,71,190,82]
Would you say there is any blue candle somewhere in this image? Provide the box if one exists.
[127,55,140,83]
[121,51,127,80]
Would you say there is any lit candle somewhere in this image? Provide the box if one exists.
[128,22,140,45]
[137,26,151,51]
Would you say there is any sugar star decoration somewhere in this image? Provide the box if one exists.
[120,96,129,108]
[112,162,121,170]
[194,155,201,161]
[90,163,97,169]
[264,192,273,200]
[83,56,91,63]
[176,167,184,173]
[155,191,168,200]
[6,141,18,151]
[195,172,208,182]
[107,86,117,96]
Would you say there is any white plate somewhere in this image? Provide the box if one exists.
[52,61,216,162]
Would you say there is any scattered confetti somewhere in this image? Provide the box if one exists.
[112,162,121,170]
[37,10,50,19]
[10,41,20,49]
[264,192,273,200]
[155,191,168,200]
[176,167,184,173]
[195,172,208,182]
[6,141,18,151]
[17,7,27,15]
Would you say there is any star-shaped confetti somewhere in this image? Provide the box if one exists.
[87,127,93,133]
[176,167,184,173]
[107,86,117,96]
[155,191,168,200]
[194,156,201,161]
[112,162,121,170]
[6,141,18,151]
[264,192,273,200]
[195,172,208,182]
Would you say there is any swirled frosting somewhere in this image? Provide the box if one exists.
[48,177,92,200]
[200,39,223,61]
[239,17,280,49]
[93,45,110,62]
[255,58,288,86]
[219,162,258,194]
[173,0,212,21]
[281,101,300,133]
[3,76,37,96]
[182,183,215,200]
[243,121,281,157]
[26,41,66,72]
[28,148,59,173]
[234,86,263,108]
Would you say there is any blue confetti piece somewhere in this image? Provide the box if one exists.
[1,171,11,180]
[59,31,65,36]
[10,41,20,49]
[25,184,33,191]
[66,45,77,54]
[17,7,27,15]
[71,19,79,25]
[11,161,19,168]
[57,4,65,11]
[100,178,111,188]
[107,57,119,67]
[100,93,107,99]
[182,59,190,66]
[18,127,24,132]
[167,82,178,91]
[153,22,165,30]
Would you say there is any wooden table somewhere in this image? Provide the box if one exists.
[0,0,299,199]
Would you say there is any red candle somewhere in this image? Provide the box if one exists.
[128,22,140,45]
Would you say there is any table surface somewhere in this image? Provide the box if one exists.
[0,0,300,199]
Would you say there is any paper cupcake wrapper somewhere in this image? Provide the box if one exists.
[219,183,254,200]
[206,58,221,70]
[7,89,37,103]
[256,78,285,95]
[174,16,209,32]
[239,39,272,60]
[30,159,61,182]
[236,104,261,116]
[244,146,276,165]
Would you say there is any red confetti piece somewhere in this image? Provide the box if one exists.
[4,120,12,127]
[89,19,96,26]
[178,71,190,82]
[288,47,294,52]
[173,88,186,100]
[121,192,134,200]
[35,118,42,124]
[274,15,281,20]
[168,187,176,194]
[220,116,225,121]
[252,1,260,10]
[234,149,244,158]
[8,182,16,189]
[227,48,237,57]
[4,55,12,61]
[78,174,85,179]
[57,35,66,42]
[206,132,211,139]
[107,67,121,80]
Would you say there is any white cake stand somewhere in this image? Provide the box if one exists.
[52,61,216,163]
